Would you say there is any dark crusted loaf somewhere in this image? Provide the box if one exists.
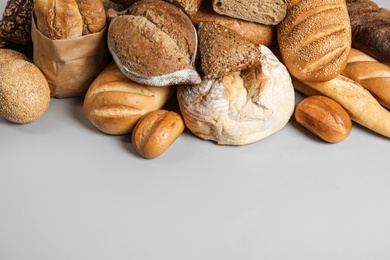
[346,0,390,63]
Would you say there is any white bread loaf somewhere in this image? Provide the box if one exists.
[277,0,351,82]
[341,48,390,109]
[83,62,176,135]
[177,45,295,145]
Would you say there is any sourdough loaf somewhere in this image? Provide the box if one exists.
[277,0,351,82]
[177,45,295,145]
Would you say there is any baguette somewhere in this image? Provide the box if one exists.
[277,0,351,82]
[341,48,390,109]
[293,75,390,138]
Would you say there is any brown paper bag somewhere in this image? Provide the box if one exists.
[30,16,109,98]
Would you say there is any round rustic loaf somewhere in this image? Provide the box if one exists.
[0,60,51,124]
[107,0,201,87]
[177,45,295,145]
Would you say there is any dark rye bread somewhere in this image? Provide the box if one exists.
[277,0,351,82]
[198,21,262,79]
[0,0,33,45]
[212,0,288,25]
[346,0,390,63]
[107,0,201,87]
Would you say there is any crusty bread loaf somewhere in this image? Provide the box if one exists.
[277,0,351,82]
[132,110,185,159]
[165,0,204,17]
[212,0,287,25]
[293,75,390,138]
[177,45,295,145]
[341,48,390,109]
[0,48,30,62]
[83,62,176,135]
[198,21,262,79]
[190,0,275,46]
[0,0,33,45]
[0,59,50,124]
[75,0,106,34]
[107,0,201,87]
[34,0,83,39]
[346,0,390,63]
[33,0,106,39]
[295,95,352,143]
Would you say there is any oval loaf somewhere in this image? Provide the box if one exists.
[277,0,351,82]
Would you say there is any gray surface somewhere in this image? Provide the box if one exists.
[1,1,390,260]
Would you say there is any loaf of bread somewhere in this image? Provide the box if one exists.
[211,0,287,25]
[346,0,390,63]
[277,0,351,82]
[165,0,204,17]
[190,0,275,46]
[341,48,390,109]
[295,95,352,143]
[132,110,185,159]
[107,0,201,87]
[198,21,262,79]
[177,45,295,145]
[83,62,176,135]
[293,75,390,138]
[0,48,30,62]
[0,0,33,45]
[33,0,106,40]
[0,59,50,124]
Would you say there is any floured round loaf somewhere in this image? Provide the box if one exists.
[83,61,176,135]
[107,0,201,87]
[177,45,295,145]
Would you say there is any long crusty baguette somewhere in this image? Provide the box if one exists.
[293,75,390,138]
[341,48,390,109]
[277,0,351,82]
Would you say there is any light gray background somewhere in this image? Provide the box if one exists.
[1,1,390,260]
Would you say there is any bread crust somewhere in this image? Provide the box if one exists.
[191,0,275,46]
[277,0,351,82]
[75,0,106,34]
[83,62,176,135]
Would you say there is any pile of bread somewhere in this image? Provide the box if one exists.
[1,0,390,158]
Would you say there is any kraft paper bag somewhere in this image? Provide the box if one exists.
[31,16,109,98]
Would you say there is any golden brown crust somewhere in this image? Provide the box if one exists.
[75,0,107,34]
[293,75,390,138]
[165,0,204,17]
[83,62,176,135]
[132,110,185,159]
[277,0,351,82]
[0,48,30,62]
[341,48,390,109]
[295,95,352,143]
[34,0,83,39]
